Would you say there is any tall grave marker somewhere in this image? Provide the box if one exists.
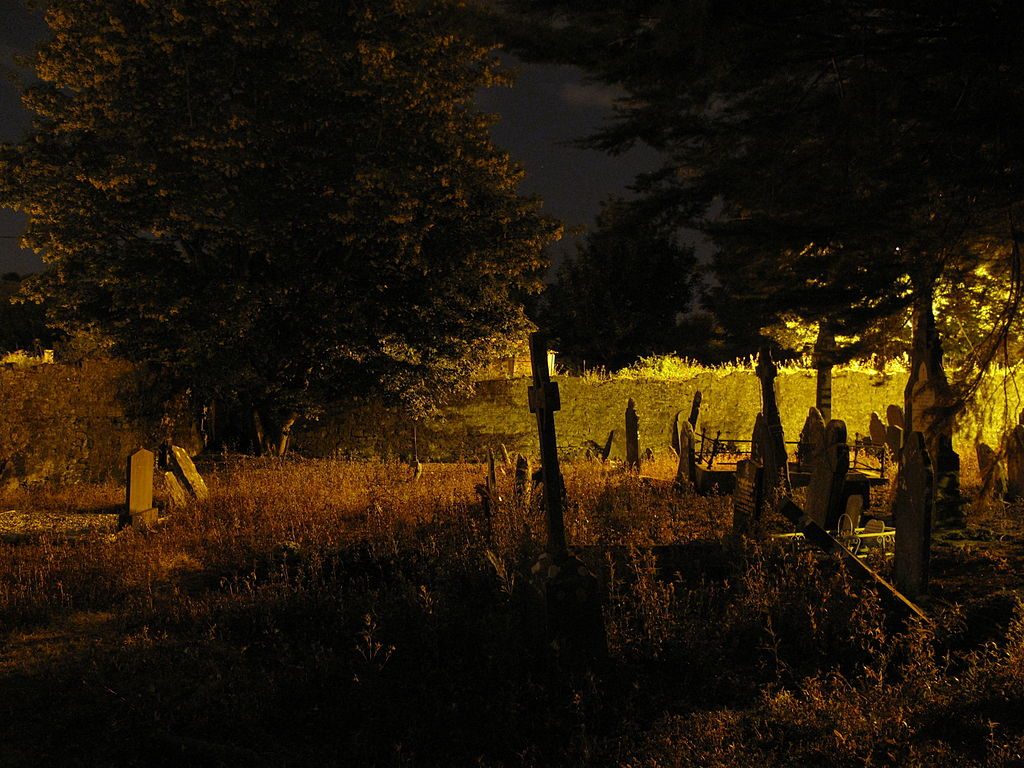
[755,345,791,502]
[625,398,641,471]
[527,332,605,663]
[894,432,933,598]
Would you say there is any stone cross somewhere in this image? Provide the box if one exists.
[168,445,209,501]
[797,407,826,471]
[894,432,933,598]
[528,332,567,560]
[687,390,703,429]
[805,419,850,530]
[755,345,791,499]
[124,448,158,529]
[813,324,836,421]
[625,398,641,471]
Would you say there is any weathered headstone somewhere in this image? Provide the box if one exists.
[755,346,791,501]
[687,390,703,429]
[671,411,684,455]
[804,419,850,530]
[886,424,903,460]
[476,448,500,522]
[1005,425,1024,501]
[869,412,887,447]
[732,459,764,538]
[163,471,189,509]
[124,448,158,529]
[625,398,641,471]
[168,445,209,501]
[602,429,625,463]
[886,404,905,430]
[976,443,1006,499]
[514,453,530,502]
[527,332,605,664]
[813,324,836,421]
[797,407,826,471]
[894,432,933,598]
[674,418,697,490]
[750,413,766,464]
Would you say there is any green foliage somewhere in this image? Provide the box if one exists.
[0,0,559,425]
[496,1,1024,364]
[542,196,698,369]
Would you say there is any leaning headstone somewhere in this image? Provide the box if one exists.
[977,443,1006,499]
[671,411,684,455]
[602,429,625,463]
[625,398,641,471]
[894,432,933,598]
[732,459,764,538]
[674,419,697,490]
[750,412,766,464]
[163,471,189,509]
[797,407,826,471]
[124,448,158,529]
[805,419,850,530]
[1005,425,1024,501]
[168,445,209,501]
[886,404,905,430]
[687,391,703,429]
[869,412,887,447]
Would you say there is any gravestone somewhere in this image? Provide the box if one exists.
[894,432,933,598]
[687,390,703,429]
[671,411,684,455]
[869,412,887,447]
[797,407,826,471]
[625,398,641,471]
[674,418,697,490]
[124,448,158,529]
[755,346,791,501]
[933,436,965,528]
[514,454,530,502]
[602,429,625,462]
[527,332,605,664]
[168,445,209,501]
[750,412,766,464]
[804,419,850,530]
[886,404,905,430]
[886,424,903,460]
[976,443,1006,499]
[1005,425,1024,501]
[163,471,189,509]
[732,459,764,538]
[477,448,500,522]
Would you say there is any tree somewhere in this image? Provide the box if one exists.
[0,0,559,453]
[542,196,697,370]
[495,1,1024,425]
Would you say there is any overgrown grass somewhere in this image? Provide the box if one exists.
[0,457,1022,766]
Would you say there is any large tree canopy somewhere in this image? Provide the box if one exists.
[1,0,559,449]
[495,0,1024,370]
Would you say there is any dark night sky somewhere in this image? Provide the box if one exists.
[0,1,661,276]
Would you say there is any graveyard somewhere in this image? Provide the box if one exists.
[4,2,1024,766]
[0,339,1022,766]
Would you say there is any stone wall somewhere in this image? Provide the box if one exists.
[0,360,199,488]
[293,366,922,461]
[4,358,1023,485]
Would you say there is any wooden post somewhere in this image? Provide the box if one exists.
[528,332,567,561]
